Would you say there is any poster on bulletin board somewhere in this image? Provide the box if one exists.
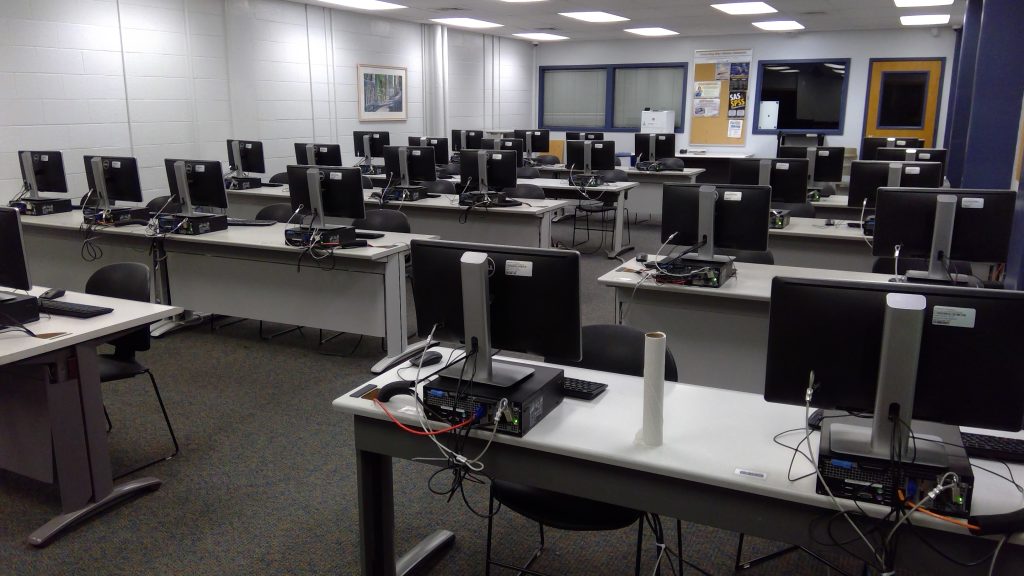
[691,49,752,146]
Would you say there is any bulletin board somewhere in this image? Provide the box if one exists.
[690,49,752,147]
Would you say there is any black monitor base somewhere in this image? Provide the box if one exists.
[11,197,73,216]
[167,213,228,235]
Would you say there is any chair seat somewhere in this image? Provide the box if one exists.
[576,203,615,214]
[492,479,642,532]
[98,355,148,382]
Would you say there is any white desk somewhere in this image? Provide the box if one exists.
[1,289,179,546]
[20,212,435,372]
[677,152,754,159]
[599,260,893,393]
[334,353,1024,575]
[226,185,570,248]
[769,216,874,272]
[811,194,865,220]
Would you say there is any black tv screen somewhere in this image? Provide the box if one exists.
[757,60,849,133]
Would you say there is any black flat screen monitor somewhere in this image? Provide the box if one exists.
[451,130,483,151]
[353,132,390,159]
[565,140,616,173]
[847,161,943,208]
[19,151,68,193]
[876,147,948,181]
[459,150,517,193]
[758,60,848,132]
[481,138,525,167]
[226,140,265,173]
[83,156,143,203]
[873,187,1015,262]
[294,143,342,166]
[163,159,229,209]
[662,184,771,252]
[408,137,450,165]
[286,165,365,221]
[411,239,581,361]
[566,132,605,141]
[764,277,1024,432]
[383,146,437,184]
[0,206,31,292]
[861,136,925,160]
[513,129,550,154]
[777,146,844,183]
[634,133,675,162]
[729,158,810,204]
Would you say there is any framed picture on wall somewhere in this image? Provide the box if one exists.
[357,64,407,121]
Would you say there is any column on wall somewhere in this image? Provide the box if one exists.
[421,24,448,137]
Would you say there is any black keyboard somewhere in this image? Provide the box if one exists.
[356,231,385,239]
[960,432,1024,463]
[39,299,113,319]
[561,377,608,400]
[227,218,277,227]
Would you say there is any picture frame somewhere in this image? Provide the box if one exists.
[357,64,407,122]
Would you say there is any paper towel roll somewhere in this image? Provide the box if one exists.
[635,331,666,447]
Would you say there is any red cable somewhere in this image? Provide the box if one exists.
[374,399,474,436]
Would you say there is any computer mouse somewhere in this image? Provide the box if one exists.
[39,288,65,300]
[417,350,443,367]
[376,380,414,402]
[824,219,835,226]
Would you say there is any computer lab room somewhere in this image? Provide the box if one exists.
[3,0,1024,574]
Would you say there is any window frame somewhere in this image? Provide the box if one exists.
[752,57,852,136]
[538,62,688,133]
[876,70,930,130]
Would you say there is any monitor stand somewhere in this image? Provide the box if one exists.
[438,251,534,388]
[905,195,972,286]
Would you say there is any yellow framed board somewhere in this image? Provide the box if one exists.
[690,49,751,147]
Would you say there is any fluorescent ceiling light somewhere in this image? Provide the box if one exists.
[900,14,950,25]
[780,69,799,73]
[624,27,679,37]
[710,2,777,15]
[514,32,569,40]
[753,20,804,31]
[431,17,503,28]
[321,0,405,9]
[824,63,845,69]
[501,0,546,2]
[559,11,629,23]
[894,0,953,7]
[765,65,790,70]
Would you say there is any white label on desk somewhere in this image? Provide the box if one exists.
[723,191,743,201]
[817,150,830,157]
[734,468,767,480]
[904,166,920,175]
[933,306,976,328]
[962,197,984,209]
[775,163,790,170]
[111,161,121,168]
[505,260,533,277]
[411,150,421,156]
[329,171,342,180]
[41,154,49,161]
[919,152,931,160]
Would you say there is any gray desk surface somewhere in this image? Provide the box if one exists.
[769,216,872,242]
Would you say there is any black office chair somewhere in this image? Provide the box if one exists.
[438,163,461,177]
[425,179,457,195]
[269,172,289,185]
[535,154,560,166]
[362,175,374,189]
[352,209,411,234]
[503,183,545,200]
[146,195,180,215]
[658,157,686,171]
[597,169,628,183]
[717,248,775,265]
[572,197,630,253]
[516,166,540,179]
[85,263,179,479]
[485,325,689,576]
[772,202,815,218]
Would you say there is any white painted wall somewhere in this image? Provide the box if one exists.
[536,28,957,159]
[0,0,534,202]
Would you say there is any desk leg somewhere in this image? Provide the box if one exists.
[607,190,634,259]
[29,344,162,547]
[357,448,454,576]
[539,212,553,248]
[370,254,411,374]
[147,240,203,338]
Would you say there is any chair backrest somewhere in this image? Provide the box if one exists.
[772,202,815,218]
[544,324,678,382]
[535,154,560,166]
[717,248,775,265]
[872,257,972,276]
[516,166,540,179]
[597,169,628,183]
[439,163,461,177]
[504,183,545,200]
[658,157,686,171]
[352,209,411,234]
[362,175,374,189]
[146,195,180,214]
[425,179,457,195]
[269,172,289,184]
[85,263,152,355]
[255,202,297,223]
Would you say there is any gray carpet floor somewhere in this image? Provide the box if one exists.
[0,221,873,575]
